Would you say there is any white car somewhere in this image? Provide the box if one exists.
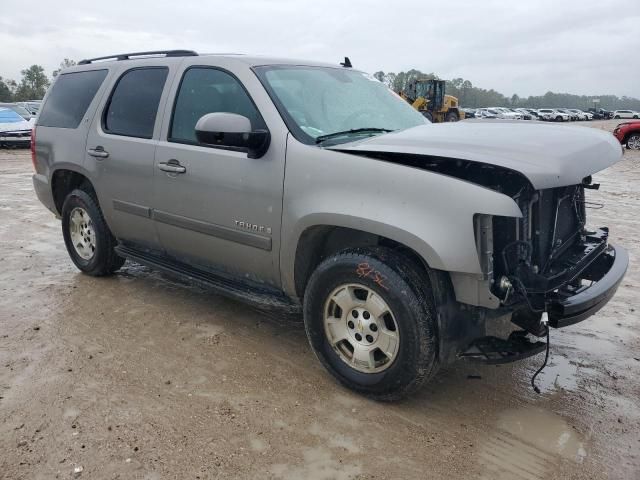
[579,110,594,120]
[537,109,570,122]
[566,109,590,121]
[613,110,640,119]
[490,107,522,120]
[0,107,33,147]
[511,108,535,120]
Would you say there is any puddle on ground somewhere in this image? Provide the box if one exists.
[534,354,579,392]
[497,407,587,463]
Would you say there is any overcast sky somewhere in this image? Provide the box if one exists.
[2,0,639,98]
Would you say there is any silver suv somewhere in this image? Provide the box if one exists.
[32,50,628,399]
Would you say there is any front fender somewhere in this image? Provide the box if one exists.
[280,138,522,296]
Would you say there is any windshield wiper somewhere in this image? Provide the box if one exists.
[315,128,393,144]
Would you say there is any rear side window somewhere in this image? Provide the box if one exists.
[103,67,168,139]
[38,70,108,129]
[169,67,264,144]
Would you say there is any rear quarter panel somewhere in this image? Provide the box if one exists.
[33,67,116,208]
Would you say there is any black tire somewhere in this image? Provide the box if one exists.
[555,116,562,122]
[303,247,438,401]
[61,187,125,276]
[633,115,639,119]
[445,111,459,122]
[614,115,620,119]
[421,111,433,122]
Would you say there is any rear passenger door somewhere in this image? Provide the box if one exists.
[85,61,177,250]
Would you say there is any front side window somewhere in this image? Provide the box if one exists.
[254,65,426,145]
[38,69,107,129]
[170,67,264,144]
[104,67,168,139]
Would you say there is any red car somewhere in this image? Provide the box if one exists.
[613,121,640,150]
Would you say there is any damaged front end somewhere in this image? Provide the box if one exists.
[483,178,627,332]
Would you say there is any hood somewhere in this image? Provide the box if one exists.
[0,119,32,133]
[330,121,623,189]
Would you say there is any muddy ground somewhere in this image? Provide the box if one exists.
[0,120,638,479]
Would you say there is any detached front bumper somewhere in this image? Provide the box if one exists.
[547,244,628,328]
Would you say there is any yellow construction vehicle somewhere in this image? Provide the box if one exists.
[399,79,464,122]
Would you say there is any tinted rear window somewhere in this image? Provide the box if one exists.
[103,67,168,139]
[38,70,108,128]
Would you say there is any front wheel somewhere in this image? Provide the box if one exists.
[61,188,125,276]
[303,248,438,400]
[445,111,459,122]
[627,133,640,150]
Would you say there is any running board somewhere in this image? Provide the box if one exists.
[114,244,302,314]
[459,333,546,365]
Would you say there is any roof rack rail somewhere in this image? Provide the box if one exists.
[78,50,198,65]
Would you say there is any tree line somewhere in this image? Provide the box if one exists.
[0,59,76,103]
[373,69,640,111]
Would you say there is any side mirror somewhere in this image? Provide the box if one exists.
[195,112,270,159]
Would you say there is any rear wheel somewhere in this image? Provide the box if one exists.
[615,115,621,119]
[303,247,438,400]
[61,188,125,276]
[626,133,640,150]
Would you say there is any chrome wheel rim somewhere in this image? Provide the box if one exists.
[628,135,640,150]
[323,284,399,373]
[69,207,96,260]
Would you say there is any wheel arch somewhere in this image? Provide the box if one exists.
[51,167,96,215]
[623,130,640,145]
[289,222,443,300]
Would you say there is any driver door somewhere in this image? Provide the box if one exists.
[152,65,286,286]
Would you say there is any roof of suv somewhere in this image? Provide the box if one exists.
[70,50,343,72]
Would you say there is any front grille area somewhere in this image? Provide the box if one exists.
[492,183,595,299]
[0,131,31,138]
[532,185,585,273]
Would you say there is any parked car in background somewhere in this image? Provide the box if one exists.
[523,108,543,120]
[567,109,587,121]
[461,108,476,119]
[576,110,594,120]
[588,108,613,119]
[613,121,640,150]
[556,108,578,121]
[0,102,33,121]
[489,107,522,120]
[0,107,32,147]
[567,109,590,121]
[474,108,498,119]
[537,109,570,122]
[613,110,640,119]
[512,108,533,120]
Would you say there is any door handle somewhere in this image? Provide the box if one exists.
[158,159,186,174]
[87,146,109,159]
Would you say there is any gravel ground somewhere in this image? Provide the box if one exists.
[0,120,638,479]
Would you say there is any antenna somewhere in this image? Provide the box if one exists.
[340,57,352,68]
